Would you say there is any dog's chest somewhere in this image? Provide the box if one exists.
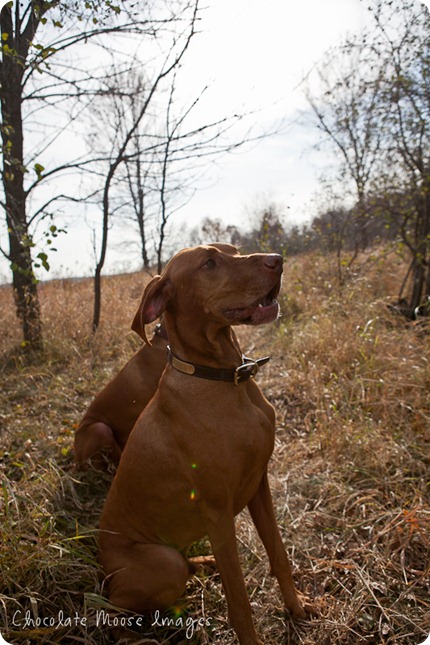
[177,390,275,507]
[114,383,276,546]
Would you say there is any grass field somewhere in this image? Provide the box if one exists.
[0,249,429,644]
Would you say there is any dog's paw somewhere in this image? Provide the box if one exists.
[188,554,217,574]
[288,591,318,619]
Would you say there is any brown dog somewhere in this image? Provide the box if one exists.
[73,326,168,466]
[99,245,310,644]
[74,244,241,467]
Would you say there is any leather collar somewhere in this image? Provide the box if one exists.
[168,348,270,385]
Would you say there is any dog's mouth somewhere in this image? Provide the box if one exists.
[223,281,281,325]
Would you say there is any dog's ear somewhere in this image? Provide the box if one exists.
[132,275,172,344]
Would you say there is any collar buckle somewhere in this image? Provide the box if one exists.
[234,360,259,385]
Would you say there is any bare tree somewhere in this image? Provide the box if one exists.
[306,0,430,313]
[87,55,255,284]
[0,0,195,348]
[371,0,430,313]
[90,3,200,331]
[306,36,385,254]
[151,70,244,272]
[124,123,153,270]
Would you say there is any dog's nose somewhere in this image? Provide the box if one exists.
[263,254,283,272]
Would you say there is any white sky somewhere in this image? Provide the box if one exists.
[173,0,370,225]
[1,0,429,281]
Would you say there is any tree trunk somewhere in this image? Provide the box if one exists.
[409,185,430,313]
[137,187,149,269]
[93,263,103,333]
[8,222,42,349]
[1,9,42,349]
[409,258,425,313]
[92,163,115,333]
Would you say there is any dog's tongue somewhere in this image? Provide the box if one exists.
[225,300,279,325]
[249,301,280,324]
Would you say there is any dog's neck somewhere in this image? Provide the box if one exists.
[163,312,242,369]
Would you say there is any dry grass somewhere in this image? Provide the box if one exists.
[1,249,429,644]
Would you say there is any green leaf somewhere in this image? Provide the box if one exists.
[36,252,50,272]
[34,163,45,180]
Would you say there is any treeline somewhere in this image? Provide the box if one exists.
[186,190,430,322]
[188,195,406,259]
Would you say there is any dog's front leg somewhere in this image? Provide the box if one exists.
[247,471,308,619]
[205,512,263,645]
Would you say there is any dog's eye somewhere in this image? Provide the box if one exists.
[203,258,216,269]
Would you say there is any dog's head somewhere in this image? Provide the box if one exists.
[132,243,283,344]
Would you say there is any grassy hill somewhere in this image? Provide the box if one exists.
[0,249,429,644]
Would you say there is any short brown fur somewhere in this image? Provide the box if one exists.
[99,244,313,644]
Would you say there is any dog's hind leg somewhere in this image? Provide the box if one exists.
[74,421,122,466]
[100,541,190,614]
